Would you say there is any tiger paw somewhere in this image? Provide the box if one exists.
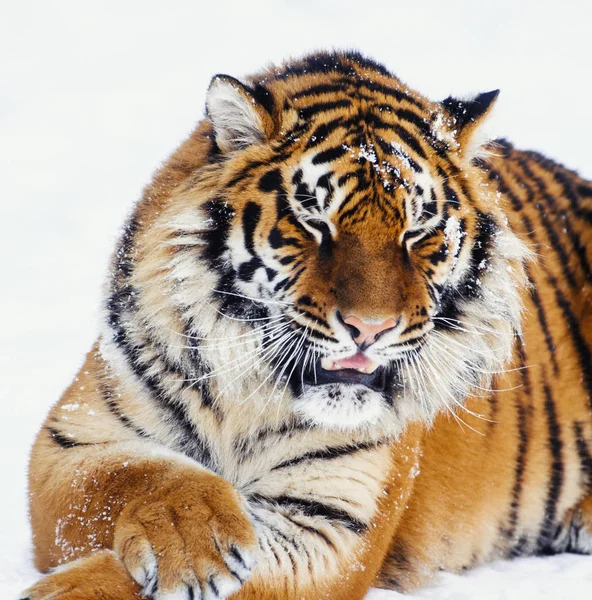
[21,550,142,599]
[113,471,257,599]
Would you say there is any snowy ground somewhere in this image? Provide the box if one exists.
[2,0,592,598]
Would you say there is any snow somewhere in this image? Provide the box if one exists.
[2,0,592,598]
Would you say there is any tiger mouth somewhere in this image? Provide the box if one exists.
[320,356,380,374]
[293,356,397,394]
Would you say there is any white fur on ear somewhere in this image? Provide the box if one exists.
[206,76,266,153]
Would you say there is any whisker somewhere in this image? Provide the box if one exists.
[166,317,285,342]
[211,288,294,307]
[416,348,485,435]
[213,326,300,402]
[182,323,295,385]
[238,336,301,410]
[430,335,529,385]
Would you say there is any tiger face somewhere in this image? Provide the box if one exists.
[119,53,529,433]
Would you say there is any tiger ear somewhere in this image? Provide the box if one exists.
[441,90,499,152]
[206,75,274,153]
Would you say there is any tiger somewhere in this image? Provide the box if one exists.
[23,50,592,600]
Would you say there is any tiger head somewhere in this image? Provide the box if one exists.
[106,52,529,435]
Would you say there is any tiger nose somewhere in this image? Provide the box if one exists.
[338,312,399,347]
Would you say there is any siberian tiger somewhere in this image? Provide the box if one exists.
[24,51,592,600]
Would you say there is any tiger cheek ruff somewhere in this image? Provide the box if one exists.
[25,52,592,600]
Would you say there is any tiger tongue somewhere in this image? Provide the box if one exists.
[321,352,379,374]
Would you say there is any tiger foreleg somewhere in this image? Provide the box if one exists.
[24,503,381,600]
[25,449,373,600]
[26,441,257,600]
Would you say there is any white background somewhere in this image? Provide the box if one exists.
[2,0,592,597]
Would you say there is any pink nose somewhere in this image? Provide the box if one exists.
[341,314,399,347]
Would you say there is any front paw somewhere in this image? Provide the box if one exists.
[114,472,257,600]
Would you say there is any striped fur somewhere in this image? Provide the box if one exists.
[25,52,592,600]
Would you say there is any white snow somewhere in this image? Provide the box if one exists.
[2,0,592,598]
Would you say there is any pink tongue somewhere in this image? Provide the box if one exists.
[338,352,374,370]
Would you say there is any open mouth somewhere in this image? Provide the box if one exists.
[291,352,399,395]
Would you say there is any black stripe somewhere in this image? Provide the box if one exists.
[439,173,460,208]
[268,225,302,250]
[525,266,559,374]
[446,210,497,303]
[242,202,261,255]
[237,256,263,281]
[501,160,591,402]
[304,117,354,149]
[258,168,282,194]
[508,535,529,559]
[271,441,381,471]
[484,164,522,211]
[274,265,306,293]
[508,400,528,534]
[373,136,423,173]
[338,199,371,225]
[394,108,432,136]
[537,379,564,551]
[311,145,348,165]
[360,80,424,110]
[292,81,352,100]
[576,183,592,198]
[391,123,426,159]
[336,183,366,215]
[47,427,85,449]
[298,100,352,121]
[226,159,268,189]
[259,169,291,222]
[305,327,339,344]
[561,215,592,284]
[277,511,336,549]
[377,538,411,591]
[207,577,219,597]
[573,422,592,492]
[291,308,330,330]
[575,205,592,223]
[337,170,361,188]
[255,517,299,571]
[100,380,152,439]
[180,322,223,422]
[505,338,531,547]
[234,418,312,464]
[250,494,367,533]
[400,321,428,336]
[200,198,235,268]
[552,283,592,408]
